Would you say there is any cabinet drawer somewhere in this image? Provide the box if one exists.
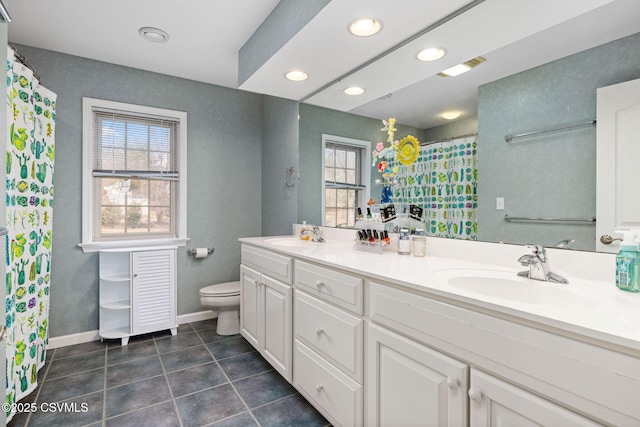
[294,341,362,427]
[294,260,363,314]
[294,291,363,382]
[241,244,292,285]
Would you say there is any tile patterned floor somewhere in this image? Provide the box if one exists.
[8,320,330,427]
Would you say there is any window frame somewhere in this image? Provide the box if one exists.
[321,134,371,227]
[80,97,189,252]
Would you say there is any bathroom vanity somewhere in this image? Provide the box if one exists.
[239,230,639,426]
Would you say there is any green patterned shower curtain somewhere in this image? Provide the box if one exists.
[5,47,56,421]
[392,136,478,240]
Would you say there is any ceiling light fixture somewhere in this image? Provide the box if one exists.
[344,86,365,95]
[138,27,170,43]
[438,56,485,77]
[416,47,446,62]
[442,111,461,120]
[348,17,382,37]
[285,71,308,81]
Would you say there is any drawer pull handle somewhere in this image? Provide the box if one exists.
[315,384,324,392]
[468,388,483,402]
[316,280,324,288]
[446,377,458,389]
[316,327,324,335]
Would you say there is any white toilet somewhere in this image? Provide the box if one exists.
[199,281,241,336]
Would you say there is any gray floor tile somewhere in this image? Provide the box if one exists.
[105,375,172,418]
[210,411,258,426]
[190,319,218,331]
[252,393,328,427]
[217,351,272,381]
[37,368,105,403]
[46,351,106,379]
[107,339,158,366]
[206,336,254,360]
[166,362,227,398]
[27,391,103,427]
[175,384,245,427]
[107,355,164,388]
[160,345,214,373]
[155,331,203,353]
[105,401,180,427]
[53,341,106,359]
[233,371,296,408]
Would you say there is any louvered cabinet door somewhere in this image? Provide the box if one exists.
[131,249,177,335]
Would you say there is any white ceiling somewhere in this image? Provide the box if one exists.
[6,0,640,129]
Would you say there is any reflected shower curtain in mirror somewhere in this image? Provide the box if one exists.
[5,47,56,421]
[393,135,478,240]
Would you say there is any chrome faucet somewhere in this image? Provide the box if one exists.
[301,225,325,243]
[517,245,568,284]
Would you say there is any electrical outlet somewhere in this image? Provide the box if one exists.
[496,197,505,210]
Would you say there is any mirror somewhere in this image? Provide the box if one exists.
[297,1,640,252]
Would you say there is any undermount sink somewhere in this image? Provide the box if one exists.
[431,268,598,308]
[264,237,323,247]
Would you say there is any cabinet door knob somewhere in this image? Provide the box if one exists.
[316,327,324,335]
[468,388,483,402]
[133,273,138,278]
[446,377,458,389]
[315,384,324,392]
[254,279,260,286]
[316,280,324,288]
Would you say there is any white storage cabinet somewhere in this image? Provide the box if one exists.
[99,247,177,345]
[240,244,293,382]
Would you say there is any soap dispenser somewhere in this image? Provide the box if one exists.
[615,230,640,292]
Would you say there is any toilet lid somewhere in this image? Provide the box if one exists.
[200,281,240,297]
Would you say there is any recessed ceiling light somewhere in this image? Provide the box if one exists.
[285,71,308,81]
[348,18,382,37]
[438,56,485,77]
[442,111,461,120]
[416,47,446,62]
[344,86,365,96]
[138,27,170,43]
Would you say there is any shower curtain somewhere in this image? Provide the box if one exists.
[392,135,477,240]
[5,47,56,421]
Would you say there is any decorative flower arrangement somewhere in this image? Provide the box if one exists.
[372,118,420,187]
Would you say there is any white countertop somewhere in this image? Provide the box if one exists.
[240,228,640,355]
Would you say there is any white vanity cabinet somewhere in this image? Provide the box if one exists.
[366,323,468,426]
[99,247,177,346]
[469,369,599,426]
[293,260,364,427]
[240,245,293,382]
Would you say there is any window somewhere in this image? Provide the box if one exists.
[322,135,370,227]
[81,98,188,252]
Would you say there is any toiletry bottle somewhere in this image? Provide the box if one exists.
[366,208,372,220]
[398,228,411,255]
[300,221,311,240]
[615,230,640,292]
[411,228,426,257]
[357,208,364,221]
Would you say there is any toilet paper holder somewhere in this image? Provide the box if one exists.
[186,247,215,256]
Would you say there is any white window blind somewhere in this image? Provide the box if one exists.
[92,108,179,180]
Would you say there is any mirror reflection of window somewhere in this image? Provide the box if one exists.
[322,136,370,227]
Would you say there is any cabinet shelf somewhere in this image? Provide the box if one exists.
[99,327,131,339]
[100,300,131,310]
[99,274,131,282]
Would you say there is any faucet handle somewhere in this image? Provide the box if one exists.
[526,244,547,261]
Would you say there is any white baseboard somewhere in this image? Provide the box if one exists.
[47,310,218,350]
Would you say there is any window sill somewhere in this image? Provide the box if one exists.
[78,238,190,253]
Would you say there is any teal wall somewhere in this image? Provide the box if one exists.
[14,45,274,338]
[477,33,640,251]
[298,103,424,225]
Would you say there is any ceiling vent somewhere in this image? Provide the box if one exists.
[438,56,486,77]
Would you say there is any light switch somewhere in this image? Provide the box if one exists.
[496,197,505,210]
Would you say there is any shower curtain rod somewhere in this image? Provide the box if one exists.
[9,43,40,81]
[421,132,478,146]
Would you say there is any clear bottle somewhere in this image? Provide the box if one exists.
[615,230,640,292]
[397,228,411,255]
[411,228,426,257]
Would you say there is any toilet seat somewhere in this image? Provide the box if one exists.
[199,281,240,298]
